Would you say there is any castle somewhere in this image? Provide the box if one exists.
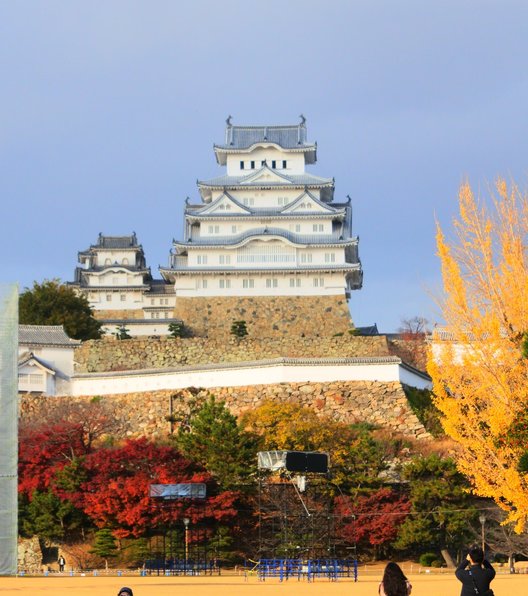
[19,119,431,440]
[69,117,362,338]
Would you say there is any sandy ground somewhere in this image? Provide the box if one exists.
[0,571,525,596]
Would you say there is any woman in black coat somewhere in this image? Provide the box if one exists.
[455,545,495,596]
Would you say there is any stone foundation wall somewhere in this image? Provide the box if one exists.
[18,537,43,574]
[93,309,145,320]
[20,379,429,440]
[173,294,353,337]
[75,335,391,373]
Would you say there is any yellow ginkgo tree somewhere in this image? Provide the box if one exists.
[429,179,528,531]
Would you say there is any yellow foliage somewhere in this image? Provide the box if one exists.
[429,179,528,531]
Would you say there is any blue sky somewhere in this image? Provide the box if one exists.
[2,1,528,332]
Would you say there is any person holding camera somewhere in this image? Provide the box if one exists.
[455,545,495,596]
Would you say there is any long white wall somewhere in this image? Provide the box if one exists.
[68,358,431,397]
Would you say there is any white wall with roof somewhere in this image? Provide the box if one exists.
[68,357,431,397]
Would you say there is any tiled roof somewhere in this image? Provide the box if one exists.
[93,233,140,250]
[172,227,358,248]
[216,122,314,150]
[19,325,80,346]
[198,171,333,188]
[18,351,56,373]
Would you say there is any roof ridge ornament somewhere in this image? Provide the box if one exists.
[299,114,306,126]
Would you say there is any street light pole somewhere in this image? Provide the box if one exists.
[479,514,486,554]
[183,517,190,573]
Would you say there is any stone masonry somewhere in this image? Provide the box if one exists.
[20,379,429,440]
[172,294,354,338]
[75,334,391,373]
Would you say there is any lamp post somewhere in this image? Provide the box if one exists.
[479,514,486,554]
[183,517,190,573]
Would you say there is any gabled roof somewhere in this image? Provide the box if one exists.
[78,232,142,256]
[19,325,81,347]
[190,191,252,216]
[281,190,337,214]
[18,351,56,375]
[198,167,333,190]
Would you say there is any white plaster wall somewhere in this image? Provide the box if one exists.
[19,345,76,377]
[95,250,137,267]
[68,359,431,397]
[173,272,348,297]
[226,147,305,176]
[101,322,174,337]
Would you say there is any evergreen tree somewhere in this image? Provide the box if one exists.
[394,454,476,555]
[19,279,102,340]
[90,528,118,570]
[174,395,260,490]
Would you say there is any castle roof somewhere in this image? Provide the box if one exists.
[79,233,142,255]
[214,118,317,164]
[198,169,333,190]
[19,325,80,347]
[172,227,358,249]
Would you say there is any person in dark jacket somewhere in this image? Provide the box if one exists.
[455,545,495,596]
[117,588,133,596]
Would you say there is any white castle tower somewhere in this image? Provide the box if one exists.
[160,117,362,337]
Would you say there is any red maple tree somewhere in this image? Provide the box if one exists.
[335,488,411,553]
[75,438,239,538]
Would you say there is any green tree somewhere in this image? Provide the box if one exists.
[19,490,86,542]
[90,528,118,570]
[19,279,102,340]
[394,454,476,557]
[173,395,260,490]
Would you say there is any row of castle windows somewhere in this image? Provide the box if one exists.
[240,160,287,170]
[205,222,326,235]
[196,277,324,289]
[194,252,336,265]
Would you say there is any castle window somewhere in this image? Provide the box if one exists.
[300,253,313,263]
[219,279,231,289]
[290,278,301,287]
[232,225,238,233]
[313,224,324,232]
[219,255,231,264]
[282,160,287,168]
[164,312,168,318]
[272,160,276,168]
[197,255,208,265]
[313,278,324,287]
[242,278,254,289]
[120,294,126,302]
[151,298,155,305]
[250,160,255,169]
[106,294,112,301]
[240,161,245,169]
[266,278,278,288]
[325,253,336,263]
[225,204,231,210]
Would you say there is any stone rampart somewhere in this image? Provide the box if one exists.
[75,334,391,373]
[173,294,353,337]
[20,379,429,440]
[93,309,145,320]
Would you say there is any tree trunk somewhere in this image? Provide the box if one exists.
[441,549,456,568]
[509,553,516,574]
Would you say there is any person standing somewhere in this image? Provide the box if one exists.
[58,555,65,572]
[455,545,495,596]
[379,562,412,596]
